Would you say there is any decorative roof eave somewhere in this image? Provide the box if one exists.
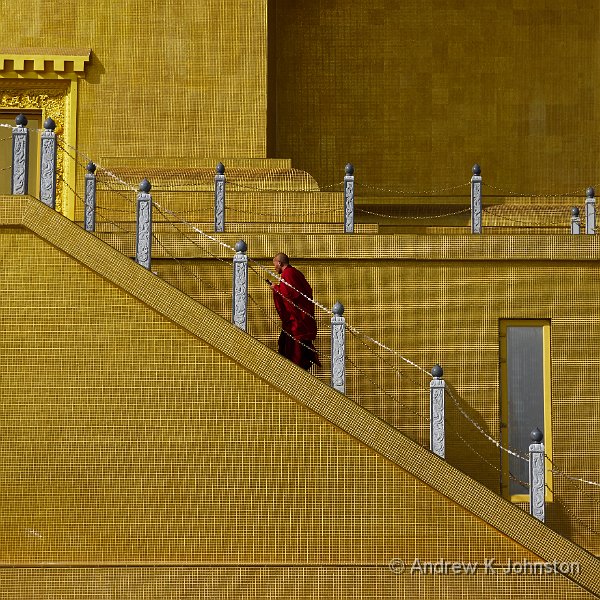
[0,48,91,74]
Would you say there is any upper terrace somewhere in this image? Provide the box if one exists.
[2,115,600,561]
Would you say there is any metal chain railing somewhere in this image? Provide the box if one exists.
[482,181,593,198]
[354,181,471,195]
[57,142,543,470]
[356,207,471,220]
[8,129,600,533]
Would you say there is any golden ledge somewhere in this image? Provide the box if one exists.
[0,48,91,73]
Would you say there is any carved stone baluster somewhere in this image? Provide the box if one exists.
[571,207,581,235]
[39,118,58,209]
[135,179,153,270]
[84,162,97,232]
[528,428,545,523]
[585,187,595,235]
[430,364,445,458]
[232,240,248,331]
[331,302,346,393]
[471,163,482,234]
[11,113,29,195]
[215,162,226,232]
[344,164,355,234]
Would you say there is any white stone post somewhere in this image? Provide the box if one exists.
[39,117,58,209]
[11,113,29,195]
[471,164,482,234]
[84,161,97,232]
[430,364,445,458]
[214,162,226,232]
[529,428,545,523]
[331,301,346,393]
[585,187,595,235]
[135,179,153,270]
[232,240,248,331]
[571,207,581,235]
[344,164,355,233]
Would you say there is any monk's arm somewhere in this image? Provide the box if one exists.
[278,272,302,301]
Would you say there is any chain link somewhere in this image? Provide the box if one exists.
[347,328,430,392]
[153,204,237,254]
[481,207,569,227]
[93,204,134,215]
[356,207,471,220]
[345,354,430,423]
[152,202,233,266]
[58,139,138,193]
[445,387,529,462]
[0,123,45,133]
[150,230,231,299]
[546,484,600,536]
[355,181,470,195]
[546,455,600,489]
[227,205,336,217]
[482,181,592,198]
[69,179,134,235]
[226,180,336,194]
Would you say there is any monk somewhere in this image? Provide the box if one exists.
[269,253,321,370]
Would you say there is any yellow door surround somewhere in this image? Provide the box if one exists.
[499,319,553,504]
[0,48,91,220]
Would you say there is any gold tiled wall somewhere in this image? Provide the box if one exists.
[1,0,267,161]
[0,567,597,600]
[0,229,530,564]
[272,1,600,194]
[1,227,596,599]
[0,227,588,598]
[151,247,600,556]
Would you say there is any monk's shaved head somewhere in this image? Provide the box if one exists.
[273,252,289,265]
[272,253,290,275]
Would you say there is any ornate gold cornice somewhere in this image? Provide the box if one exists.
[0,49,87,218]
[0,48,91,74]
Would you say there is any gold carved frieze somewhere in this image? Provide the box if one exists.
[0,80,67,213]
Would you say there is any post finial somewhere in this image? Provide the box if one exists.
[345,163,354,176]
[43,117,56,131]
[571,206,580,217]
[431,364,443,378]
[86,161,97,174]
[530,427,544,443]
[216,162,225,175]
[139,179,152,193]
[587,187,595,198]
[234,239,247,253]
[15,113,28,127]
[332,301,345,316]
[472,163,481,176]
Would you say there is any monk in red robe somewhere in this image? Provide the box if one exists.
[270,253,321,370]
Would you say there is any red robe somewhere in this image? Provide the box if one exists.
[272,265,320,369]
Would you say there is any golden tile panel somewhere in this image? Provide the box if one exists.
[0,197,598,599]
[0,0,269,160]
[0,567,598,599]
[273,3,600,197]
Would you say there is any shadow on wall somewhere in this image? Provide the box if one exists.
[85,51,105,85]
[444,381,501,495]
[546,500,573,541]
